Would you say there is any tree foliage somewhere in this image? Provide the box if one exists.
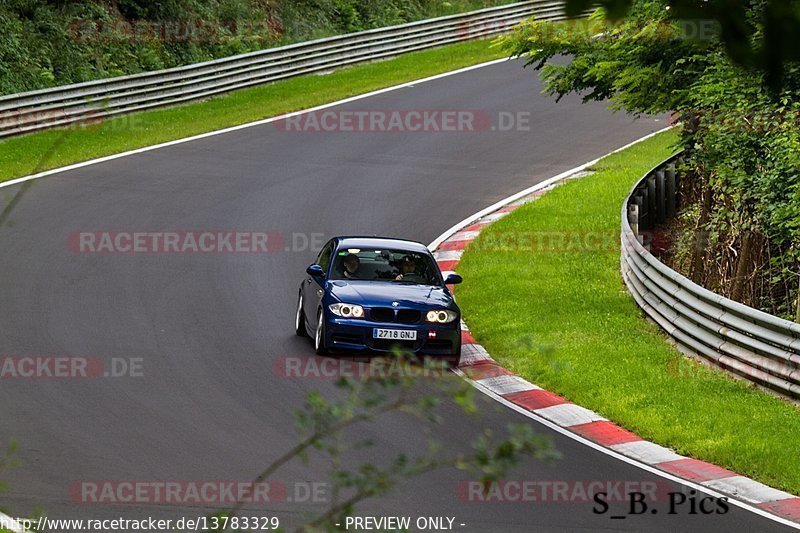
[500,1,800,317]
[562,0,800,89]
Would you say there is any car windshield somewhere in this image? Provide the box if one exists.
[331,247,441,285]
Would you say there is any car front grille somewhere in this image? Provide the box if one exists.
[368,307,421,324]
[396,309,421,324]
[369,307,394,322]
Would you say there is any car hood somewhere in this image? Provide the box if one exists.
[328,280,454,309]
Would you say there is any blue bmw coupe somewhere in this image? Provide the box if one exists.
[295,236,462,365]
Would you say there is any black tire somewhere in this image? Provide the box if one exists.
[314,309,327,355]
[295,292,308,337]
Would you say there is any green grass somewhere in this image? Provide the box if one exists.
[456,130,800,495]
[0,39,505,183]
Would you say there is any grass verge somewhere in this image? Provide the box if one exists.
[455,130,800,495]
[0,39,505,184]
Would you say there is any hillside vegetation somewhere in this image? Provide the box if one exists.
[0,0,509,95]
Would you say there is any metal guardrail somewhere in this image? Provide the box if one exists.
[621,154,800,400]
[0,0,568,138]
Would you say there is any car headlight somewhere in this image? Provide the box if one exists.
[329,303,365,318]
[425,310,458,323]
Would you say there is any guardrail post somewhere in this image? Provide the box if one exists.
[646,174,656,231]
[666,164,676,218]
[628,204,639,237]
[633,194,646,245]
[638,188,645,229]
[655,168,666,224]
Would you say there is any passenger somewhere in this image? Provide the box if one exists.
[343,253,360,279]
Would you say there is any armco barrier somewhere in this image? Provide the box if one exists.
[0,1,569,138]
[621,154,800,400]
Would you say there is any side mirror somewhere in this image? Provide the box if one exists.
[444,273,463,285]
[306,264,325,278]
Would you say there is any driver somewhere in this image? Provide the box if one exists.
[342,253,360,279]
[395,255,423,282]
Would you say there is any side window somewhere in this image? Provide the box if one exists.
[316,241,334,273]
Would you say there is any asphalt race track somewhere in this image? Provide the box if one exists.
[0,59,791,532]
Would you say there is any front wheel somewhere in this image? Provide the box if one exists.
[314,309,327,355]
[295,292,308,337]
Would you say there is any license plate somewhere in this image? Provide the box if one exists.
[373,328,417,340]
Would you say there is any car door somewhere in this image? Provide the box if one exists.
[304,239,334,323]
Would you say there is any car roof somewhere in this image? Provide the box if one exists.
[334,236,430,253]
